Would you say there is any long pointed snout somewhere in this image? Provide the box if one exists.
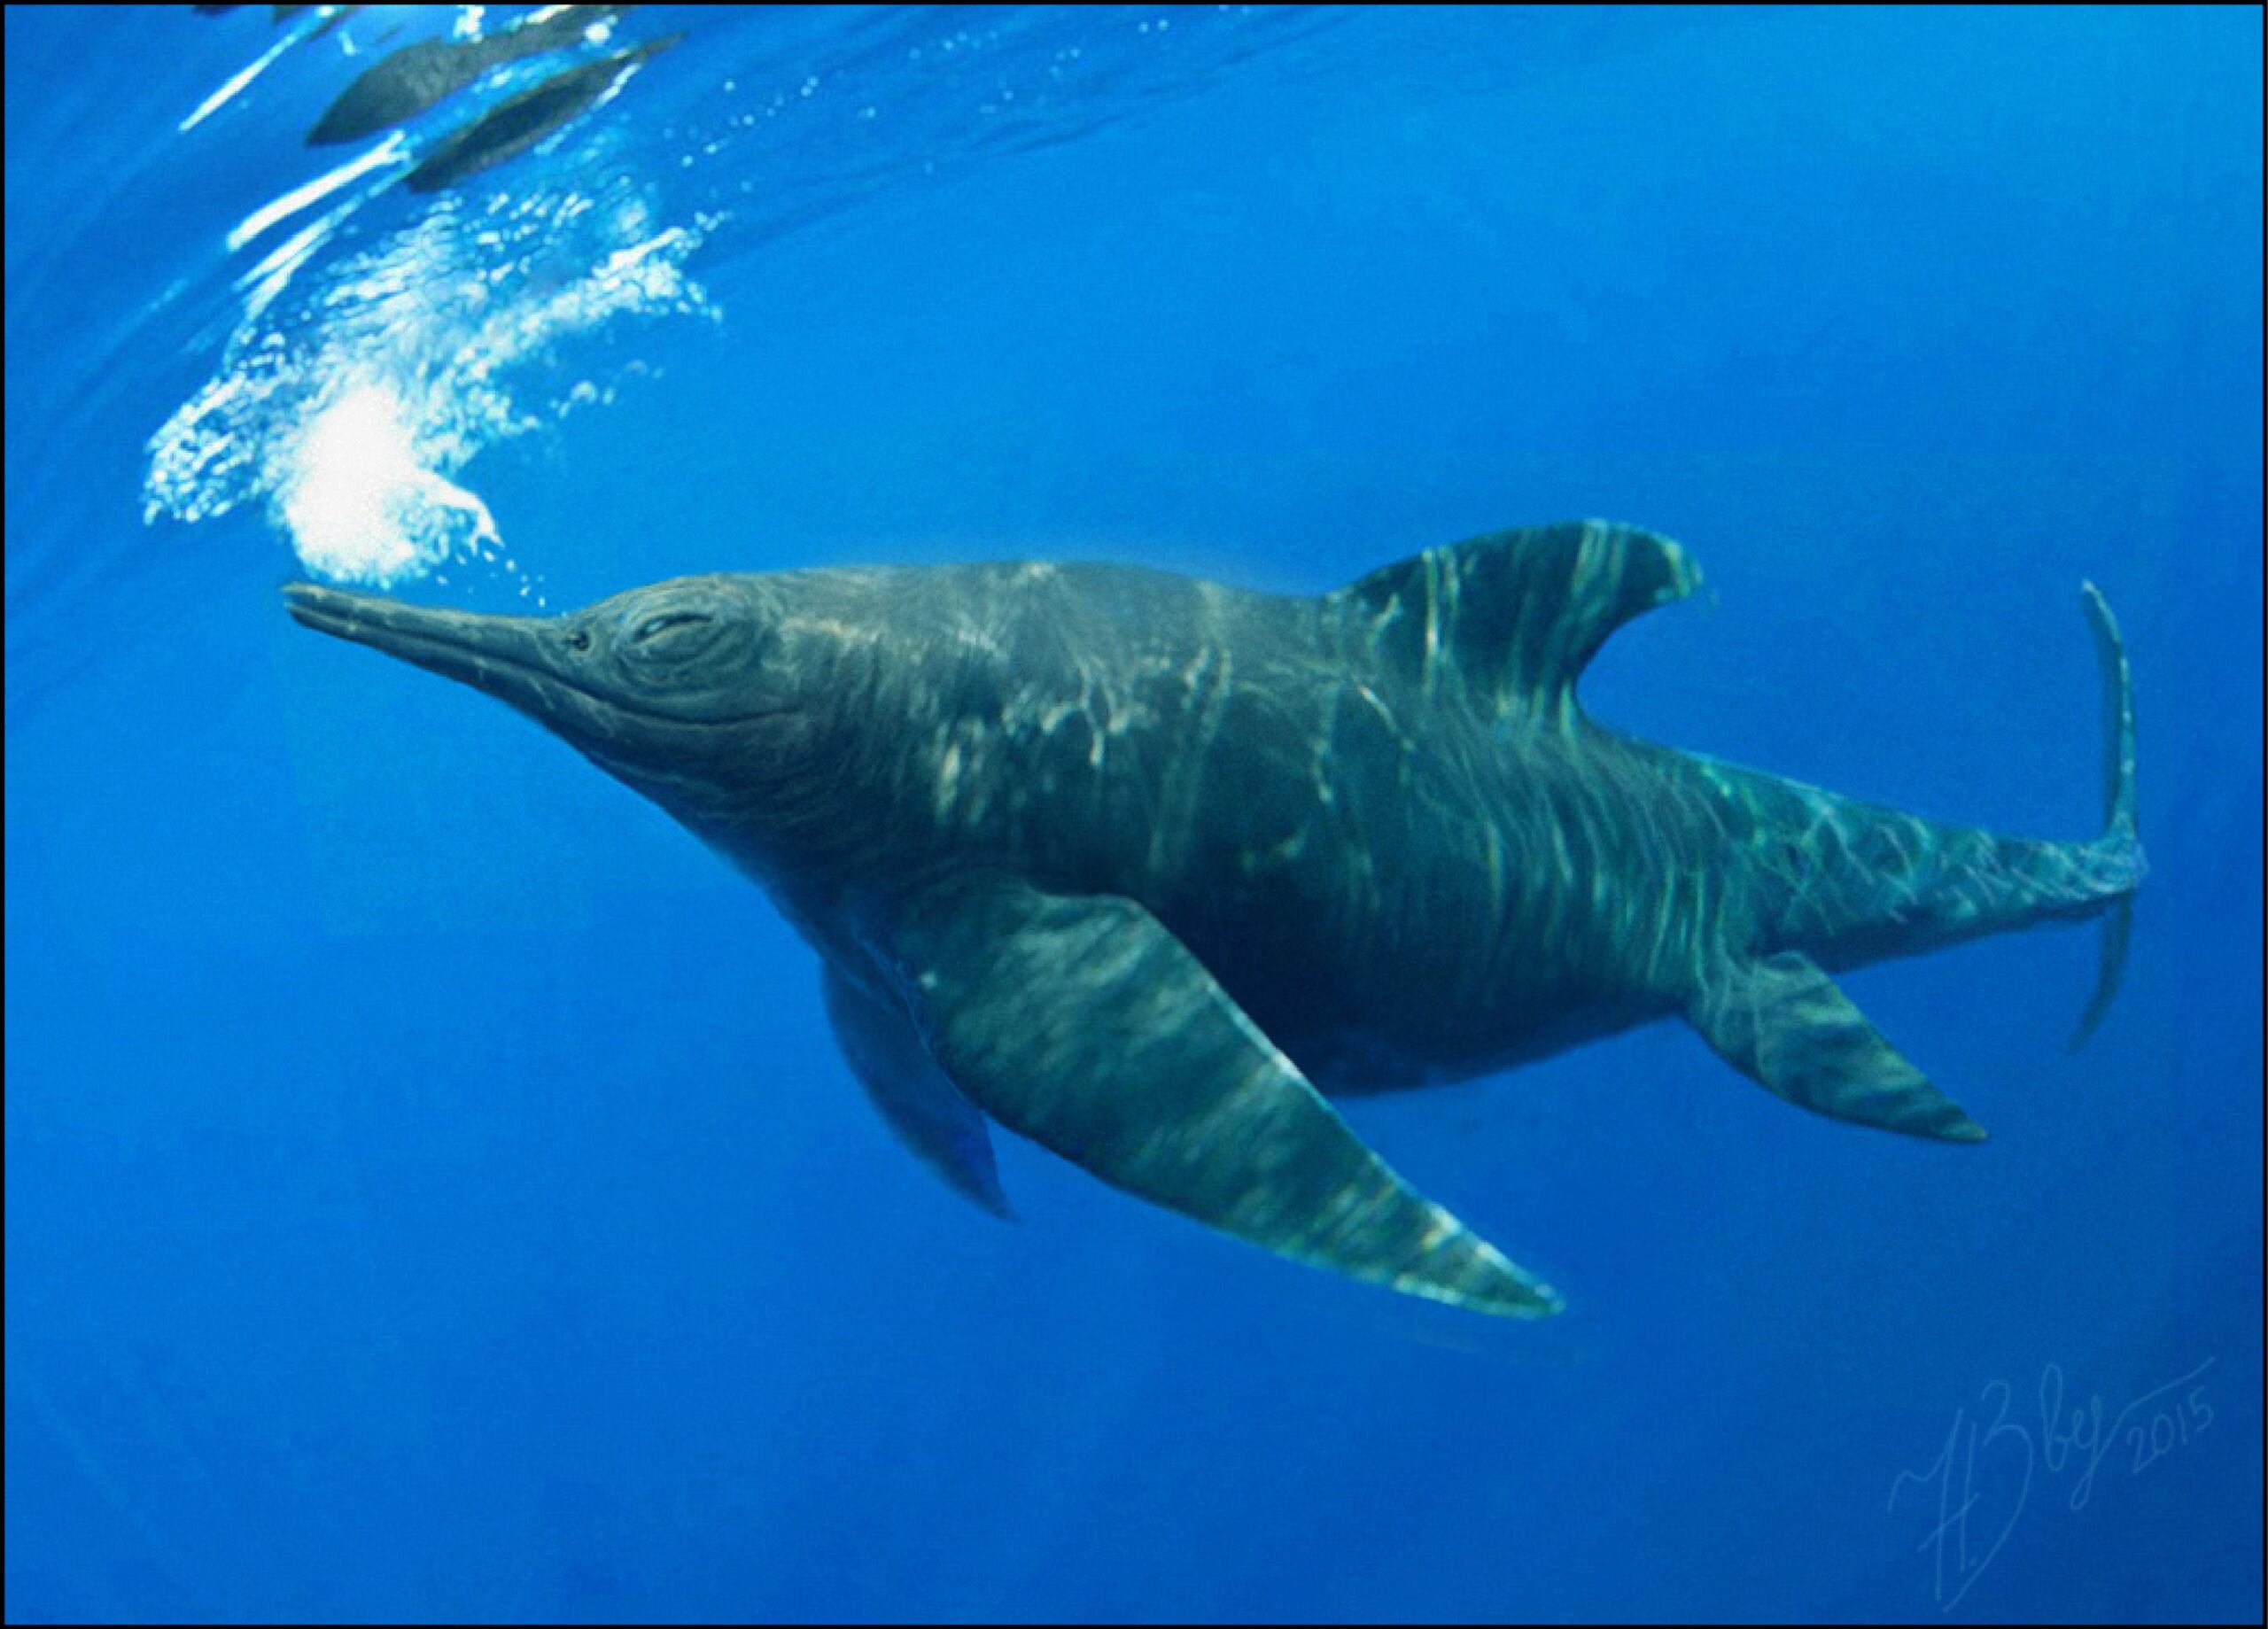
[284,578,621,749]
[283,581,587,726]
[283,582,541,677]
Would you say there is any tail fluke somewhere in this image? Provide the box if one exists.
[2069,580,2140,1051]
[2083,581,2138,846]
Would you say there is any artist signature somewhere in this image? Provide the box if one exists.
[1886,1356,2216,1612]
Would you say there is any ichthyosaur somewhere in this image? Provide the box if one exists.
[285,520,2143,1317]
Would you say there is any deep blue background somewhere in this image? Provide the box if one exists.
[6,6,2260,1622]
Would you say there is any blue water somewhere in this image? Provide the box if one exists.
[5,6,2260,1622]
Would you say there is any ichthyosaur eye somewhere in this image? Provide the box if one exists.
[632,610,713,645]
[620,609,726,664]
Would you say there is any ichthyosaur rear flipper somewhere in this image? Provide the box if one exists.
[1686,951,1987,1143]
[882,877,1565,1317]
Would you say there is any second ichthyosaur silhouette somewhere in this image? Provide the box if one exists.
[286,521,2143,1317]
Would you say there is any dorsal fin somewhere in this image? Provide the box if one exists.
[1331,519,1701,725]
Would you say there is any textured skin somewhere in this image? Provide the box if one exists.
[283,520,2143,1316]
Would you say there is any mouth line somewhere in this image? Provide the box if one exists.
[284,583,785,730]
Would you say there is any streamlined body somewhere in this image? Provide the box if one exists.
[307,4,630,145]
[286,520,2143,1317]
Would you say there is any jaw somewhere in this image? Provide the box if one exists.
[283,583,618,739]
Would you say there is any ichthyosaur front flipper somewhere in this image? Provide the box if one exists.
[821,962,1013,1219]
[881,878,1564,1317]
[1686,951,1987,1143]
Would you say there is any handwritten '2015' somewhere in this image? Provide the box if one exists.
[1888,1356,2214,1612]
